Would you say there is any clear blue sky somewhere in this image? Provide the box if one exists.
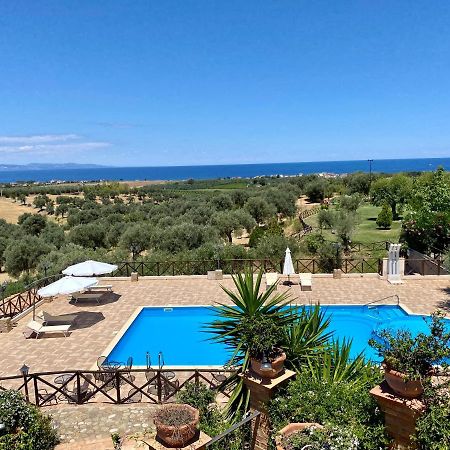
[1,0,450,166]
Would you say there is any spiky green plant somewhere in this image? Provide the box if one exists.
[283,305,333,368]
[306,339,378,388]
[205,270,295,419]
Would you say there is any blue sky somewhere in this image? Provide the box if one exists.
[1,1,450,167]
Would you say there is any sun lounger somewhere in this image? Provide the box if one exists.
[265,273,278,290]
[299,273,312,291]
[87,284,113,292]
[72,292,104,304]
[38,311,76,326]
[25,320,71,338]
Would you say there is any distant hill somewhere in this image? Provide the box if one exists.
[0,163,108,171]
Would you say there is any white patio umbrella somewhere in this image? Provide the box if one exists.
[282,247,295,284]
[34,276,98,321]
[62,260,118,277]
[37,276,98,297]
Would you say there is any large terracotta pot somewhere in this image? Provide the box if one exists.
[250,351,286,379]
[154,404,200,448]
[384,367,424,399]
[275,423,323,450]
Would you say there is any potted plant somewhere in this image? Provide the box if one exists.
[276,424,358,450]
[239,315,287,379]
[154,404,200,447]
[369,311,450,399]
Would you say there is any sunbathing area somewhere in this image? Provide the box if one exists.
[1,275,449,377]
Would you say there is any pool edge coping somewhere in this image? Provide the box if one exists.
[95,302,417,370]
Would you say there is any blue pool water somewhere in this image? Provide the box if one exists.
[106,305,439,366]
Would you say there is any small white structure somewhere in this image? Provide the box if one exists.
[387,244,403,284]
[62,260,118,276]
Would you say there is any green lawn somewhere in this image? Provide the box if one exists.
[305,204,401,245]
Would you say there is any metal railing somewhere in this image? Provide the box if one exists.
[206,410,260,449]
[364,294,400,307]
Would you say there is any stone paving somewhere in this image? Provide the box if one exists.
[0,274,449,447]
[0,275,449,377]
[48,403,156,449]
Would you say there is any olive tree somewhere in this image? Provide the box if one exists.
[211,210,255,243]
[4,237,52,277]
[119,223,152,259]
[245,197,276,224]
[371,175,412,220]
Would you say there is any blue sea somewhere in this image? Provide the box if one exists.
[0,157,448,183]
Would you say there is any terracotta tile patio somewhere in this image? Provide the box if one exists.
[0,275,449,378]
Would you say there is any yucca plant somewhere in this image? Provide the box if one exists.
[306,339,377,388]
[283,305,333,369]
[205,270,295,419]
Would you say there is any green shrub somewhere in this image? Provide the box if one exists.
[269,371,387,450]
[248,226,265,248]
[281,424,359,450]
[0,390,58,450]
[176,382,215,418]
[369,311,450,379]
[176,382,248,450]
[415,403,450,449]
[303,233,325,254]
[376,203,393,229]
[317,242,342,272]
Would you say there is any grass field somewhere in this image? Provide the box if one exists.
[305,204,401,244]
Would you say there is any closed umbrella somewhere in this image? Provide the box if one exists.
[283,247,295,284]
[62,260,118,277]
[38,276,98,297]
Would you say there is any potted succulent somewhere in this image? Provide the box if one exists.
[239,315,287,379]
[154,404,200,447]
[369,311,450,399]
[276,424,358,450]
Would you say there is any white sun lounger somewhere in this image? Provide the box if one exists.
[299,273,313,291]
[265,273,279,290]
[72,292,104,304]
[26,320,71,338]
[87,285,113,291]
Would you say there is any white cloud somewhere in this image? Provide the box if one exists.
[0,133,110,155]
[0,134,80,144]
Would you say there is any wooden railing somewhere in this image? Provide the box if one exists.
[0,274,62,319]
[299,206,321,219]
[111,258,382,277]
[0,368,235,407]
[0,257,384,321]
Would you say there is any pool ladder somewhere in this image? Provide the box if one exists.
[146,351,165,370]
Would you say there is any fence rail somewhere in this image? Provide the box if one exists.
[0,257,383,320]
[0,274,62,320]
[0,368,235,407]
[112,258,382,277]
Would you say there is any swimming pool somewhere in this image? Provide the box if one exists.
[105,305,437,367]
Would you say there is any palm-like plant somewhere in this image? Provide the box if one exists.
[283,305,333,369]
[206,270,295,418]
[306,339,375,388]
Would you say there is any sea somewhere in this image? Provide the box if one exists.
[0,157,449,183]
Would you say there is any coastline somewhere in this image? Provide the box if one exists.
[0,157,448,184]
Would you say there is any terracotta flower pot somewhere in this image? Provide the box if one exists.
[384,366,424,399]
[250,351,286,379]
[275,423,323,450]
[154,404,200,448]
